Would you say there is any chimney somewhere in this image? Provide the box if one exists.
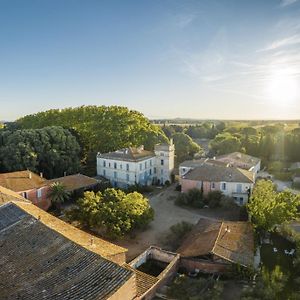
[170,138,173,145]
[40,172,43,178]
[29,172,32,179]
[64,171,67,177]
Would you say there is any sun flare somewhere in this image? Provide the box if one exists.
[265,67,299,105]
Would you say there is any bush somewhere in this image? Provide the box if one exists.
[161,221,194,251]
[175,188,204,208]
[268,161,285,173]
[220,196,238,209]
[126,183,154,194]
[206,190,224,208]
[272,171,292,181]
[165,180,171,186]
[175,184,182,192]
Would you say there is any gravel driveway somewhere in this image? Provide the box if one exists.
[116,184,239,261]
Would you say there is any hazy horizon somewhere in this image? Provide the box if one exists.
[1,0,300,120]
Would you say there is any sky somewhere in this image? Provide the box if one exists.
[1,0,300,120]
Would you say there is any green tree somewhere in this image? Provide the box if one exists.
[16,105,168,156]
[0,126,81,178]
[247,180,300,231]
[74,188,154,238]
[172,132,202,163]
[241,266,287,300]
[209,132,242,155]
[48,182,70,212]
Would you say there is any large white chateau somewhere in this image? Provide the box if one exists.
[97,141,175,188]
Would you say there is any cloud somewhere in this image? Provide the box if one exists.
[258,34,300,52]
[174,13,196,29]
[280,0,299,7]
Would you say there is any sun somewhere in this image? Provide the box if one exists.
[265,67,299,105]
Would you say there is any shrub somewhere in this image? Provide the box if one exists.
[161,221,194,251]
[220,196,238,209]
[175,184,182,191]
[206,190,223,208]
[165,180,171,186]
[126,183,154,194]
[175,188,204,208]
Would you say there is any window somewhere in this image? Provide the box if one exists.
[161,169,163,175]
[160,152,164,156]
[150,160,152,167]
[126,174,130,182]
[145,161,147,168]
[120,164,122,169]
[236,184,242,193]
[36,188,42,198]
[114,171,117,179]
[140,163,142,171]
[103,170,106,177]
[114,162,117,169]
[211,182,215,189]
[161,159,164,166]
[126,163,129,171]
[149,169,152,175]
[109,162,111,167]
[154,167,157,174]
[221,182,226,190]
[22,192,28,199]
[239,197,244,205]
[103,160,106,167]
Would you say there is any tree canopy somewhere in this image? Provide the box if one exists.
[0,126,81,178]
[72,188,154,238]
[247,180,300,232]
[172,132,202,163]
[16,106,168,155]
[209,132,242,155]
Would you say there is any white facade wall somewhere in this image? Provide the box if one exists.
[154,143,175,184]
[97,156,155,188]
[219,181,254,205]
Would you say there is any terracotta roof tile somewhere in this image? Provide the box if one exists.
[177,218,254,267]
[48,174,98,192]
[97,146,155,162]
[183,163,254,183]
[14,201,128,263]
[0,170,46,192]
[0,202,134,300]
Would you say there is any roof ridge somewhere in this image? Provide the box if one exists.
[211,221,223,255]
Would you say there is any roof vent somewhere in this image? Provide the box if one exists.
[225,226,231,233]
[29,172,32,179]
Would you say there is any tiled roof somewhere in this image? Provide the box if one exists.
[97,146,155,162]
[0,202,134,300]
[14,201,127,262]
[182,163,254,183]
[0,186,29,205]
[216,152,260,168]
[180,158,227,168]
[48,174,98,192]
[177,218,254,267]
[0,170,47,192]
[124,265,159,297]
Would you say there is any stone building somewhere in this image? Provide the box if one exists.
[96,141,174,188]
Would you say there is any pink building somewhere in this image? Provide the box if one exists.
[0,170,51,210]
[180,162,254,205]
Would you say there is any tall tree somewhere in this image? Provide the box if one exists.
[247,180,300,232]
[0,126,81,178]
